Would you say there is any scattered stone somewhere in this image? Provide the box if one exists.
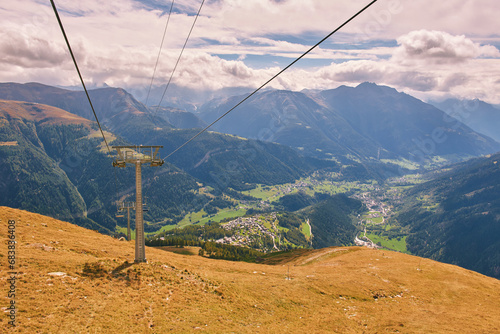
[27,243,56,251]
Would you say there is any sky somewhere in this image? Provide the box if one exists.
[1,0,500,104]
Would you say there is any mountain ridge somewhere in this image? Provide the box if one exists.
[430,98,500,142]
[0,82,173,138]
[198,82,500,163]
[0,99,93,126]
[0,93,333,235]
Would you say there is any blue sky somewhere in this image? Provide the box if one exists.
[1,0,500,103]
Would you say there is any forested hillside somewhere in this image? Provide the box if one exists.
[0,100,108,231]
[395,153,500,278]
[303,194,365,248]
[0,100,212,233]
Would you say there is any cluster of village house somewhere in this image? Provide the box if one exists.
[217,216,277,247]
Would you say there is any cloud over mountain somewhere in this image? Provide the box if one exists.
[0,1,499,103]
[394,30,500,64]
[0,30,68,68]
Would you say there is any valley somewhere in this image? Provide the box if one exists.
[149,172,376,232]
[1,81,500,280]
[3,1,500,332]
[1,206,499,333]
[146,170,420,257]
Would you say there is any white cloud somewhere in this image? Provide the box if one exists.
[0,30,68,68]
[163,52,280,91]
[393,30,500,65]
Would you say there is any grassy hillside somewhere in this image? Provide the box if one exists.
[2,206,499,333]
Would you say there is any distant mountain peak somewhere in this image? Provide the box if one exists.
[357,81,377,88]
[355,82,399,94]
[198,81,500,162]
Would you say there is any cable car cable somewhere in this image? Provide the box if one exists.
[145,0,176,107]
[163,0,379,160]
[152,0,206,118]
[50,0,111,155]
[51,0,123,214]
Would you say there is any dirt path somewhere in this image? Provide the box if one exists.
[300,247,348,265]
[271,235,279,250]
[306,218,313,239]
[354,228,378,249]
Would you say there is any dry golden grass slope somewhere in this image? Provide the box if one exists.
[0,100,92,126]
[1,206,499,333]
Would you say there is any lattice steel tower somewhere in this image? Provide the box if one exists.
[112,145,164,263]
[116,201,136,241]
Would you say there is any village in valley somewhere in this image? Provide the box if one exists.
[149,169,423,255]
[216,215,281,250]
[198,172,420,254]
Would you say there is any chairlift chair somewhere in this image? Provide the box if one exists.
[115,202,125,218]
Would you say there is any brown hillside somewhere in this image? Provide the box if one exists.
[1,206,499,333]
[0,100,92,127]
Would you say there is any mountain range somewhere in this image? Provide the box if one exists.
[198,82,500,163]
[1,81,500,279]
[431,98,500,142]
[0,83,333,233]
[3,81,498,167]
